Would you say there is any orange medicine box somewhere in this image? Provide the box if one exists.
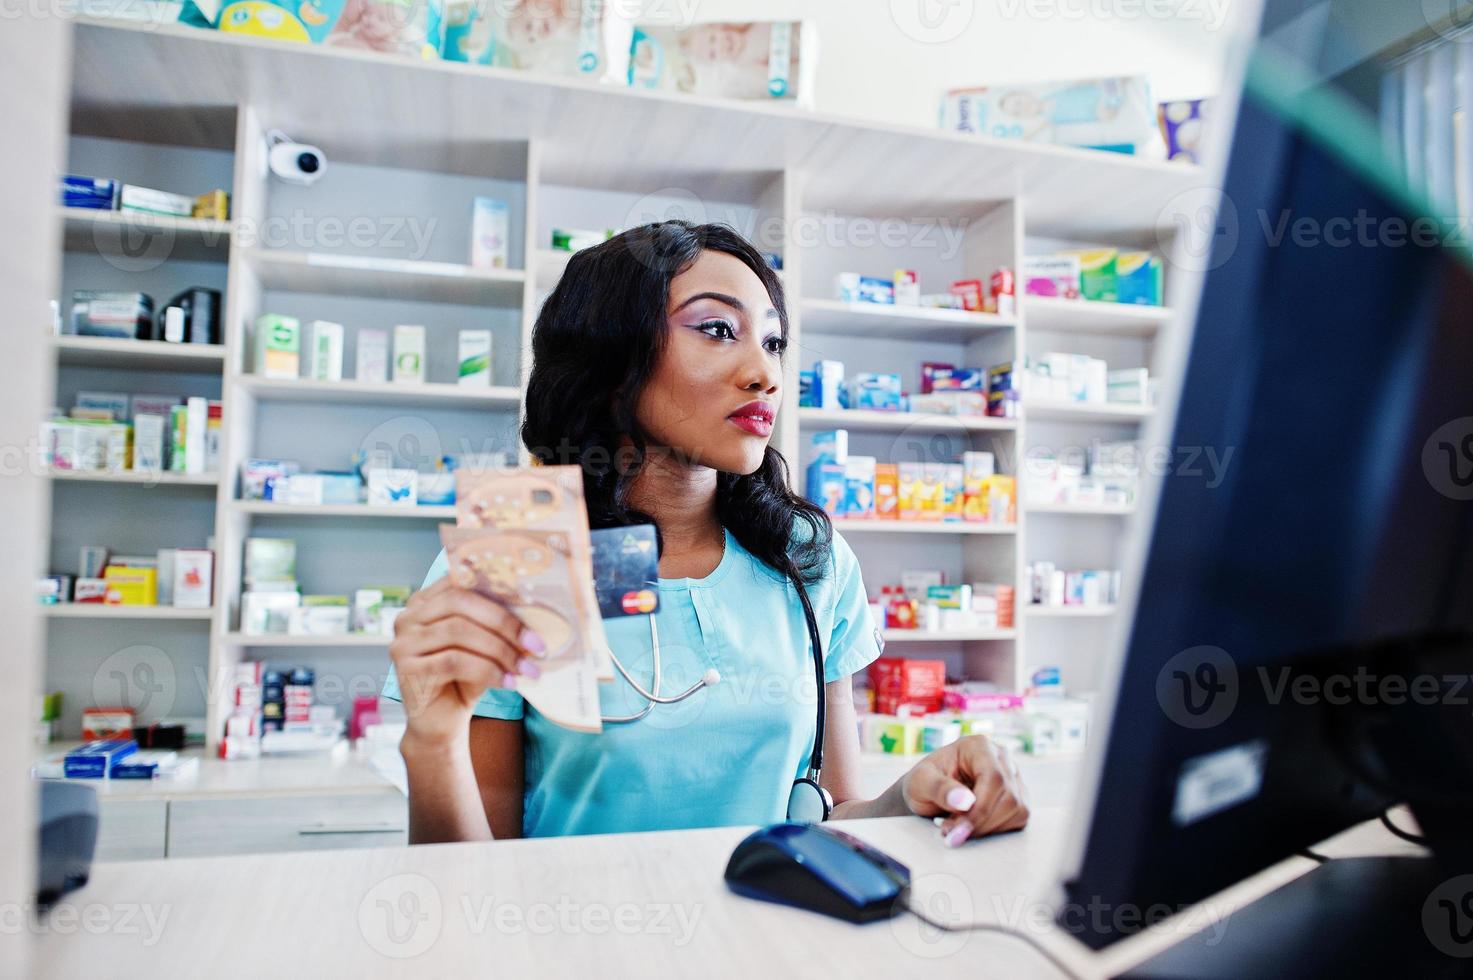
[874,463,899,519]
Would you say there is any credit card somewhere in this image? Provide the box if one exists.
[590,525,660,618]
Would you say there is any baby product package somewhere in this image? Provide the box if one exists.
[178,0,439,58]
[437,0,605,75]
[940,76,1159,153]
[628,20,809,103]
[444,466,614,732]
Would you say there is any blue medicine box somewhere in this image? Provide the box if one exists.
[64,739,137,779]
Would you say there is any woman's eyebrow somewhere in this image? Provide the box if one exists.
[672,291,745,314]
[672,291,781,319]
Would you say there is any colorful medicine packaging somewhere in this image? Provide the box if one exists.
[949,279,985,312]
[893,269,920,306]
[1116,251,1164,306]
[1022,255,1082,299]
[813,360,845,410]
[848,373,903,412]
[1069,249,1119,302]
[254,314,301,379]
[61,174,120,210]
[835,274,894,305]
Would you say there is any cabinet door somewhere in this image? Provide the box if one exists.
[167,792,407,858]
[96,799,168,862]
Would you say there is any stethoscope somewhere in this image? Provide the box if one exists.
[600,566,832,823]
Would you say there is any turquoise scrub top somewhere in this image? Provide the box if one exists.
[381,526,883,838]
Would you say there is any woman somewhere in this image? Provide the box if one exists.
[383,221,1029,845]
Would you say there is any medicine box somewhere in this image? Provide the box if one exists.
[173,550,214,609]
[308,320,344,382]
[253,315,301,379]
[393,326,426,384]
[132,414,166,471]
[842,456,877,519]
[356,328,389,383]
[805,462,845,517]
[458,330,492,387]
[807,429,848,466]
[1068,249,1119,303]
[874,463,899,520]
[71,291,153,339]
[1022,255,1082,299]
[103,565,156,605]
[367,468,418,507]
[245,537,297,586]
[471,198,509,270]
[64,739,137,779]
[813,360,844,410]
[120,184,192,217]
[893,269,919,305]
[61,174,120,210]
[848,373,903,412]
[1116,251,1164,306]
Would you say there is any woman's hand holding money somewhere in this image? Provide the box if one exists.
[390,576,549,748]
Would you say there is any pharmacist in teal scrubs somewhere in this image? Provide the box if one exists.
[382,222,1029,844]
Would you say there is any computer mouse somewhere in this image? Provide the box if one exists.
[724,822,911,923]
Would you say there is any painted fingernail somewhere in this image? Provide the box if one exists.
[517,658,541,679]
[501,674,518,690]
[520,628,547,656]
[946,787,977,811]
[944,820,974,848]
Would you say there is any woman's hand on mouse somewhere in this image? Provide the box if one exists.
[900,734,1029,847]
[390,577,547,750]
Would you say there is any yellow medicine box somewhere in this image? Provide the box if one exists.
[103,565,157,605]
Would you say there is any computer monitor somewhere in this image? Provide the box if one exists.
[1056,9,1473,976]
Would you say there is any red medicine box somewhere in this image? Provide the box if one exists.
[868,657,946,716]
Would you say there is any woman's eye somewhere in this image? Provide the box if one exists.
[763,336,787,355]
[697,320,736,340]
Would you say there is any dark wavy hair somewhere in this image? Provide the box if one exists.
[521,221,832,583]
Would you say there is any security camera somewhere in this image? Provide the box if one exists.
[266,130,327,186]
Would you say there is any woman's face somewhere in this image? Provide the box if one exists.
[634,249,784,476]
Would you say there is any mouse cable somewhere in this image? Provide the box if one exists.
[1379,807,1429,847]
[903,900,1084,980]
[1297,848,1331,863]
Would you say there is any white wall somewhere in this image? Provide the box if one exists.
[621,0,1240,126]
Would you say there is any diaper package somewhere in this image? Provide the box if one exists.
[940,76,1159,153]
[628,20,805,101]
[438,0,605,75]
[178,0,439,58]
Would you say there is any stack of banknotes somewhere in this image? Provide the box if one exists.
[442,466,614,733]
